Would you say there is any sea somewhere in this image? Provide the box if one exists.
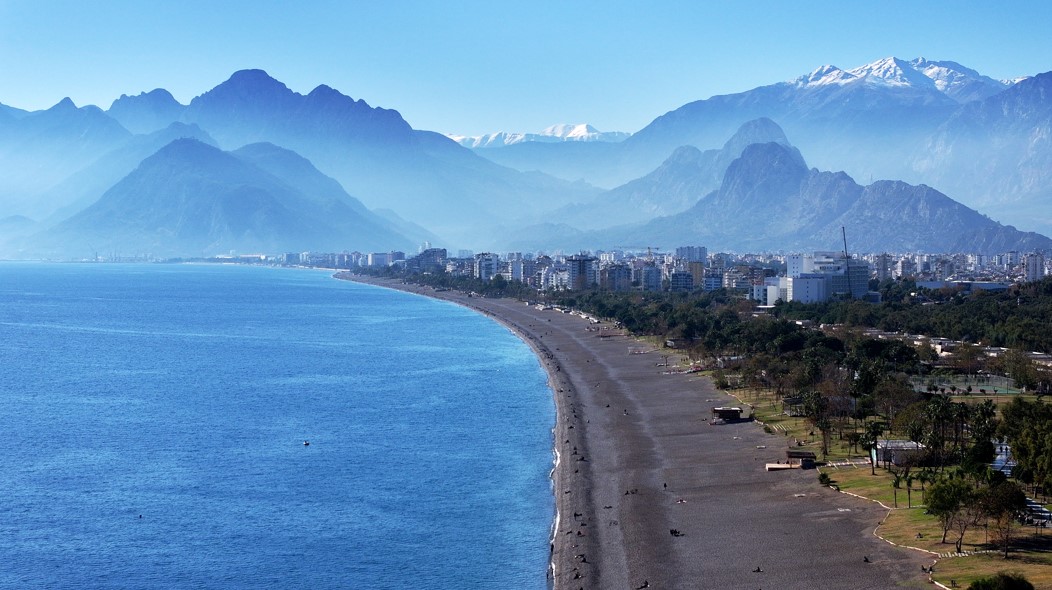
[0,262,555,589]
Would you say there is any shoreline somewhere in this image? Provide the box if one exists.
[336,274,930,589]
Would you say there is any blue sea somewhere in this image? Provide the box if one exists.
[0,263,555,589]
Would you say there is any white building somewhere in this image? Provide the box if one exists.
[474,253,500,281]
[1024,253,1046,283]
[787,274,827,303]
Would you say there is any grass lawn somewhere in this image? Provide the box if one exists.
[930,551,1052,589]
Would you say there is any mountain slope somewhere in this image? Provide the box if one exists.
[449,123,629,148]
[555,118,792,228]
[39,122,217,224]
[0,98,132,217]
[509,140,1052,254]
[915,71,1052,229]
[33,138,414,257]
[107,89,187,134]
[177,70,598,243]
[475,57,1023,202]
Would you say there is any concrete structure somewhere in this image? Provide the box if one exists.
[669,271,694,292]
[474,252,500,281]
[636,263,662,292]
[566,255,598,290]
[600,264,633,292]
[675,246,707,263]
[872,440,926,467]
[1025,253,1046,283]
[787,273,827,303]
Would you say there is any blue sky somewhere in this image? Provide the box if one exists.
[2,1,1050,135]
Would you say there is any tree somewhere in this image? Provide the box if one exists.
[1000,349,1038,391]
[890,468,904,508]
[981,481,1028,558]
[928,478,974,545]
[967,572,1035,590]
[861,421,885,474]
[954,342,984,379]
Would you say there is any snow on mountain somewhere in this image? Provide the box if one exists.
[792,56,1013,102]
[449,123,629,148]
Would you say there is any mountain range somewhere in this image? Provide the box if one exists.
[0,57,1050,258]
[447,123,629,148]
[475,57,1052,238]
[505,129,1052,254]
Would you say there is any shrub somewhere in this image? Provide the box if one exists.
[968,572,1034,590]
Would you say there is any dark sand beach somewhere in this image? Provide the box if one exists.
[340,275,931,589]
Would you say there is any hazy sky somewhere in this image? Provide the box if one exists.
[2,1,1050,135]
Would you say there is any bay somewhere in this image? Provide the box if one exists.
[0,262,554,589]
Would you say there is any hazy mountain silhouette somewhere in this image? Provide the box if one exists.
[553,118,791,229]
[176,70,598,243]
[107,89,187,134]
[510,140,1052,254]
[33,138,415,258]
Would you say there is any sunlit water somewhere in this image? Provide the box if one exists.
[0,263,554,589]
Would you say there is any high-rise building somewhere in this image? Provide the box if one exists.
[675,246,707,263]
[599,264,633,292]
[474,253,499,281]
[1025,253,1046,283]
[566,255,598,290]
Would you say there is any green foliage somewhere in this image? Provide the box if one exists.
[928,477,977,548]
[997,397,1052,491]
[818,472,831,486]
[779,276,1052,354]
[968,572,1035,590]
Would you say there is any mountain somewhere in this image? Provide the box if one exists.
[508,140,1052,254]
[798,57,1010,103]
[38,122,217,224]
[176,70,599,244]
[476,56,1001,188]
[915,71,1052,230]
[31,138,415,258]
[229,142,435,247]
[107,89,186,134]
[0,103,28,119]
[0,98,131,217]
[449,123,629,148]
[555,118,791,229]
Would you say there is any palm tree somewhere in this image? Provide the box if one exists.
[862,421,885,475]
[891,470,903,508]
[905,472,916,508]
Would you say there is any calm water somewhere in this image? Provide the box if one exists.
[0,263,554,589]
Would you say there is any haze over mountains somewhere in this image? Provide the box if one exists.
[477,57,1052,237]
[0,56,1050,259]
[505,134,1052,254]
[447,124,630,149]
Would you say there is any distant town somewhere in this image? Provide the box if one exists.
[190,243,1049,305]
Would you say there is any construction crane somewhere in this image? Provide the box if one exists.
[842,226,853,300]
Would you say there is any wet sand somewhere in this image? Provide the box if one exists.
[339,275,930,589]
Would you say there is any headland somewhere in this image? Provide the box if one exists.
[338,274,930,589]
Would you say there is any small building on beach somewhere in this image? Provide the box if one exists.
[786,449,817,469]
[711,407,751,424]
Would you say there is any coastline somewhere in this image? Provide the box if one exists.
[337,274,930,589]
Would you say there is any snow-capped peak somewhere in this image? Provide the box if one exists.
[847,56,933,88]
[540,123,601,139]
[447,123,629,148]
[792,56,1014,102]
[794,65,857,87]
